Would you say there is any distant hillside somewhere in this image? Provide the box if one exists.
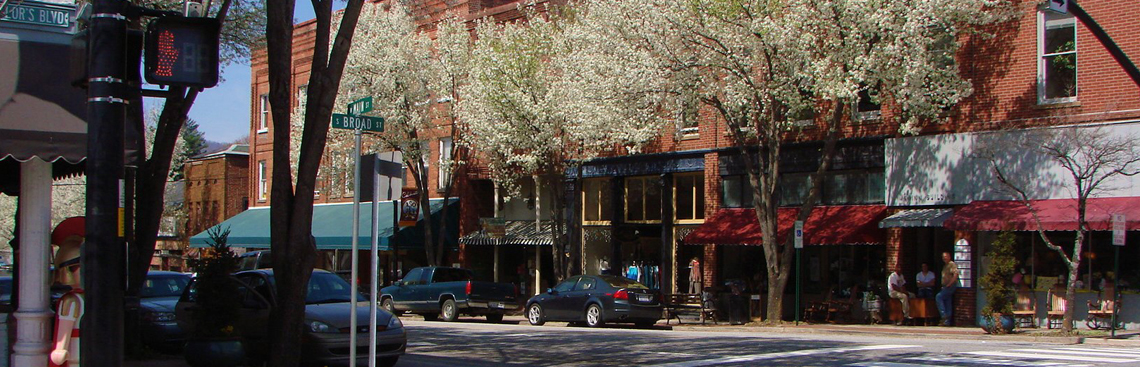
[203,140,229,155]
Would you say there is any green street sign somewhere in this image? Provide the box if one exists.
[348,97,373,116]
[1,1,72,28]
[332,113,384,132]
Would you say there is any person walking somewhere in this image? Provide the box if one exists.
[888,265,914,325]
[937,251,961,326]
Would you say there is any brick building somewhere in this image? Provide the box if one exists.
[237,0,1140,327]
[184,144,251,244]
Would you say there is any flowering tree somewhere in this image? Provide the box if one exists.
[573,0,1013,321]
[335,3,471,266]
[460,3,671,281]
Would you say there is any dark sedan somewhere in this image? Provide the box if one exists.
[138,271,191,353]
[525,275,662,328]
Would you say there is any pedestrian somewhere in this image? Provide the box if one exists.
[688,257,702,294]
[936,251,960,326]
[888,264,913,325]
[916,263,936,298]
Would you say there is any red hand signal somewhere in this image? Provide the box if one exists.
[156,30,179,77]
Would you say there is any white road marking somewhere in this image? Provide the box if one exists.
[907,356,1080,366]
[656,344,918,367]
[848,362,944,367]
[649,351,701,357]
[406,342,438,347]
[1055,347,1140,356]
[965,351,1139,363]
[1013,348,1140,359]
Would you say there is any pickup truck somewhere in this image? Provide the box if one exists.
[379,267,519,322]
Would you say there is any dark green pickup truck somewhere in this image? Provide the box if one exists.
[379,267,519,322]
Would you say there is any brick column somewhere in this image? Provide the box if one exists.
[885,226,904,272]
[703,244,717,289]
[703,152,720,217]
[953,230,977,327]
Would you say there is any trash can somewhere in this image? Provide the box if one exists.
[727,294,749,325]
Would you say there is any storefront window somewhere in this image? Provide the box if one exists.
[721,175,753,208]
[779,174,812,206]
[625,176,662,222]
[675,173,705,222]
[724,170,884,207]
[582,178,612,223]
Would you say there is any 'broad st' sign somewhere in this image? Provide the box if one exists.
[1,1,71,28]
[332,113,384,132]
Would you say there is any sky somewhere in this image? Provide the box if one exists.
[142,2,346,144]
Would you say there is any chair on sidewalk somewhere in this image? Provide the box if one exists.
[1086,281,1122,330]
[1012,287,1037,328]
[1046,284,1068,329]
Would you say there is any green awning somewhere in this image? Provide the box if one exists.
[189,198,459,250]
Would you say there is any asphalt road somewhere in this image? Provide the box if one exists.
[393,317,1140,367]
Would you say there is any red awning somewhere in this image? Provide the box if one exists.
[944,197,1140,231]
[683,206,888,246]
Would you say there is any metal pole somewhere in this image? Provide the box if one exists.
[369,157,380,367]
[1112,245,1120,337]
[85,0,128,364]
[349,129,361,367]
[493,182,500,282]
[795,248,801,325]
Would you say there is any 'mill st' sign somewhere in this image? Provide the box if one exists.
[333,96,383,132]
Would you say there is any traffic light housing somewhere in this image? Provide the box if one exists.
[144,16,220,88]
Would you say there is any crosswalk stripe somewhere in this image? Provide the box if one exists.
[407,342,438,347]
[1013,348,1140,359]
[657,344,918,367]
[907,356,1078,366]
[848,362,942,367]
[1055,347,1140,356]
[965,351,1139,363]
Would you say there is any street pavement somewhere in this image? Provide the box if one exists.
[394,316,1140,367]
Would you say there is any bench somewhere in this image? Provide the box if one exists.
[1087,283,1122,330]
[664,293,716,325]
[887,297,938,325]
[1012,289,1037,328]
[1046,285,1067,329]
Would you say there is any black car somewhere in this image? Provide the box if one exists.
[138,271,192,353]
[525,275,662,328]
[176,269,406,367]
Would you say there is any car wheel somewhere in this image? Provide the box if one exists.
[377,356,399,367]
[422,313,439,321]
[486,313,504,323]
[527,304,546,326]
[585,304,605,328]
[441,299,458,322]
[381,298,403,316]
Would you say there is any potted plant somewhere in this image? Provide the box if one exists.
[979,231,1017,334]
[183,227,245,367]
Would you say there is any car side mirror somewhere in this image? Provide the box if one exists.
[546,288,556,295]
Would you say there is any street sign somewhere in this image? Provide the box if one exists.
[1112,213,1125,246]
[1048,0,1067,14]
[332,113,384,132]
[348,97,373,116]
[1,1,72,28]
[794,220,804,249]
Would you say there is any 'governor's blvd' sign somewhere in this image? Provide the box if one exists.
[1,2,72,28]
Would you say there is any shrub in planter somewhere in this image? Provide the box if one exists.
[184,227,244,367]
[980,231,1017,334]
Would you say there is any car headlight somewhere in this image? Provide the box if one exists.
[307,320,336,333]
[142,311,176,323]
[387,316,403,329]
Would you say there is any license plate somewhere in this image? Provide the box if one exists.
[636,294,651,302]
[490,302,503,308]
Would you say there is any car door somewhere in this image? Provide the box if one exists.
[234,273,273,360]
[391,268,422,311]
[568,277,598,320]
[545,277,581,320]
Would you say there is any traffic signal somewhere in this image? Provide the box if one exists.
[144,16,220,88]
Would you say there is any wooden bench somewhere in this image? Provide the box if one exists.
[664,293,716,325]
[1046,285,1067,329]
[887,297,938,325]
[1012,289,1037,328]
[1087,283,1122,330]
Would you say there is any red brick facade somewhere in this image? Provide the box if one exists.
[184,146,250,240]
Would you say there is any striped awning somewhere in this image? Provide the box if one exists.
[879,208,954,228]
[461,220,554,246]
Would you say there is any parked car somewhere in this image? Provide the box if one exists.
[0,276,70,313]
[138,271,192,353]
[380,266,518,322]
[525,275,662,328]
[236,250,272,271]
[175,269,405,367]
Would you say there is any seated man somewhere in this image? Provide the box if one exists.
[916,263,936,298]
[888,265,914,325]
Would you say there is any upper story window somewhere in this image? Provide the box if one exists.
[259,95,269,133]
[297,84,308,108]
[1039,11,1077,103]
[625,176,662,223]
[721,170,885,208]
[722,175,754,208]
[855,85,881,122]
[258,160,267,201]
[674,173,705,222]
[438,137,453,190]
[582,178,612,224]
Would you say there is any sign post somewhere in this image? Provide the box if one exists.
[1111,213,1124,337]
[794,220,803,325]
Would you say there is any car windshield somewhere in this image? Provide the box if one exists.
[299,272,364,304]
[600,275,649,289]
[140,274,191,298]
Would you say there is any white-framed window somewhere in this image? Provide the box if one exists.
[258,160,267,201]
[1039,11,1077,104]
[674,173,705,223]
[582,178,612,224]
[625,176,662,223]
[297,84,308,108]
[259,94,269,133]
[437,137,453,190]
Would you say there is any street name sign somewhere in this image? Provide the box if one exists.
[332,113,384,132]
[1,1,71,28]
[348,97,373,116]
[1113,213,1125,246]
[1048,0,1068,14]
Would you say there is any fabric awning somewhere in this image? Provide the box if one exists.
[943,197,1140,231]
[460,220,554,246]
[189,198,460,249]
[683,205,888,246]
[879,208,954,228]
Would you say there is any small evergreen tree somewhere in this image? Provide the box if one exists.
[981,231,1017,333]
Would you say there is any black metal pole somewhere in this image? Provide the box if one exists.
[84,0,128,365]
[1070,1,1140,90]
[1112,245,1120,337]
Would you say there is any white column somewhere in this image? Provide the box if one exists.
[493,182,499,283]
[12,159,53,367]
[533,175,541,296]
